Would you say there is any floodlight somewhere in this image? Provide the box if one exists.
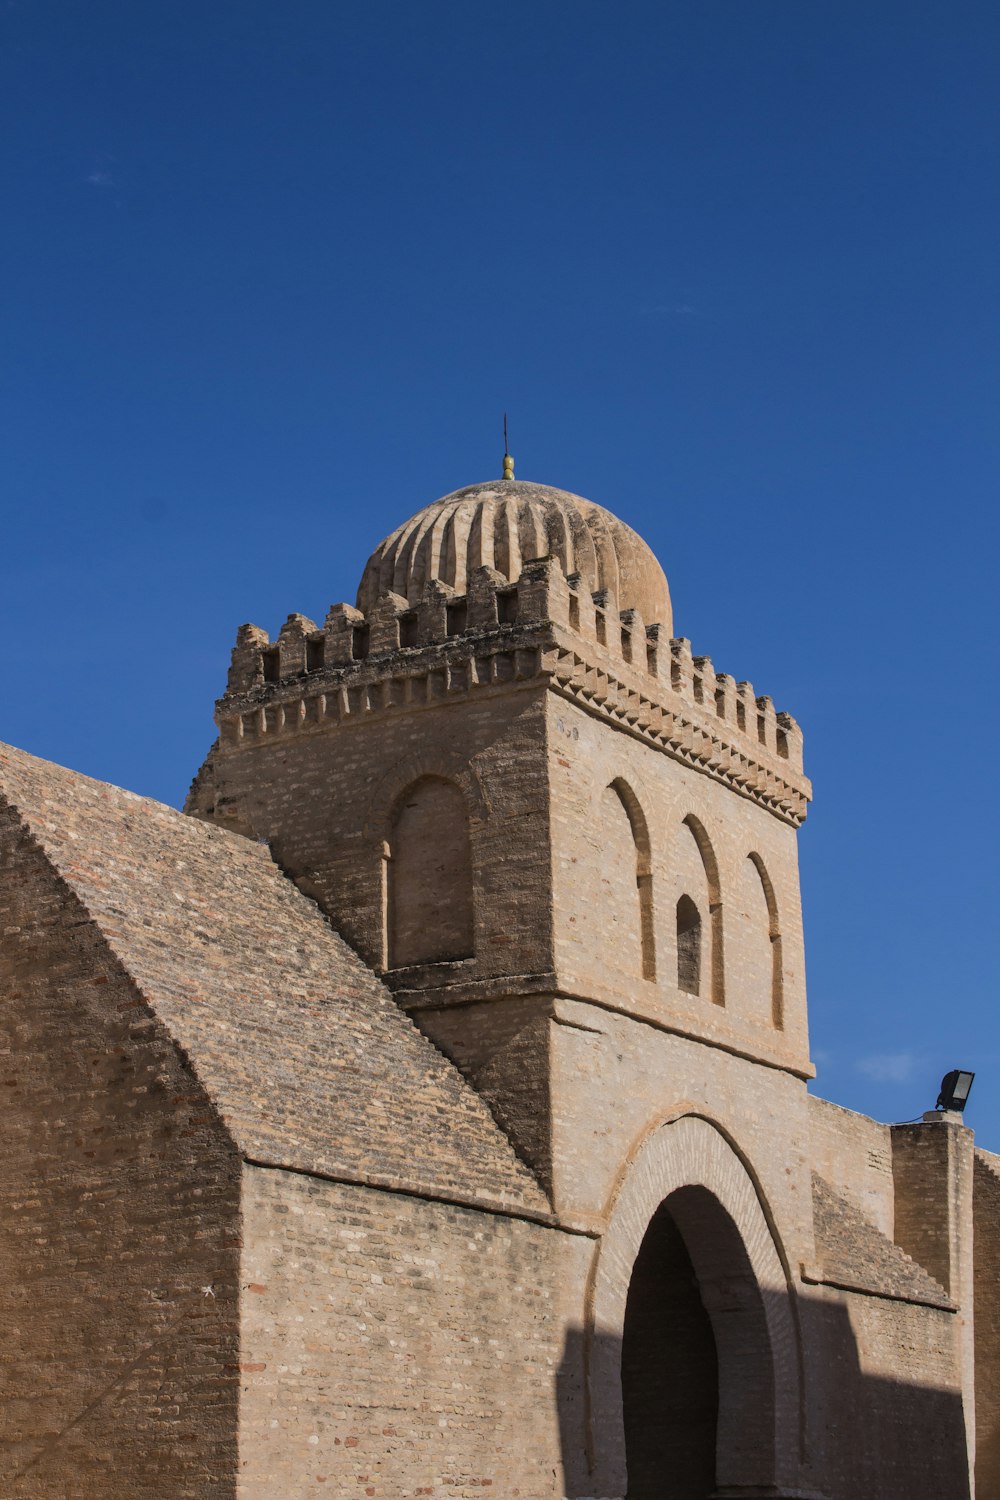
[936,1070,975,1113]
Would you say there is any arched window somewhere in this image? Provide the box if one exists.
[740,854,783,1028]
[674,816,725,1005]
[606,779,655,981]
[386,777,474,968]
[676,894,702,994]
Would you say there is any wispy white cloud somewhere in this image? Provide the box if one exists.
[84,152,117,189]
[856,1051,919,1084]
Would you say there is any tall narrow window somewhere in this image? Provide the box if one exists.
[676,894,702,994]
[674,816,725,1005]
[387,778,474,968]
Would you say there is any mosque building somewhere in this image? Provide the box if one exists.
[1,460,996,1498]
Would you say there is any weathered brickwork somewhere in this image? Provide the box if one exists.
[799,1284,969,1499]
[974,1149,1000,1495]
[238,1169,589,1500]
[1,474,994,1499]
[546,999,815,1236]
[545,690,810,1075]
[192,686,555,994]
[810,1173,951,1305]
[0,743,545,1219]
[808,1094,896,1237]
[0,801,241,1498]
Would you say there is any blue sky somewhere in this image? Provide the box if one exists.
[2,1,998,1144]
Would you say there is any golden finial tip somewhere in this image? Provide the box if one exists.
[501,413,514,479]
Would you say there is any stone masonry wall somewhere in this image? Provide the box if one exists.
[238,1167,590,1500]
[0,805,242,1499]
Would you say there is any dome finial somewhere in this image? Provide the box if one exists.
[502,412,514,480]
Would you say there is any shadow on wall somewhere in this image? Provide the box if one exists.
[555,1290,970,1500]
[980,1423,1000,1500]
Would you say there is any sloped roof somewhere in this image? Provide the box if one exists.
[0,742,548,1219]
[810,1173,951,1308]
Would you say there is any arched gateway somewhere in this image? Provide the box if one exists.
[588,1115,802,1499]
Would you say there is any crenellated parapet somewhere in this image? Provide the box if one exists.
[216,554,810,825]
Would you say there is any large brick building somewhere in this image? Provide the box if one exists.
[1,472,996,1498]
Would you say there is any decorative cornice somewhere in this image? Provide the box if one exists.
[215,615,810,829]
[543,634,810,826]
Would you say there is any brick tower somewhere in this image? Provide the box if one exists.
[187,471,813,1211]
[4,461,988,1499]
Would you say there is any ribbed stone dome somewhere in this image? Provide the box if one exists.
[356,480,672,632]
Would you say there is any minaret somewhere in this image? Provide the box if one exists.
[188,477,812,1207]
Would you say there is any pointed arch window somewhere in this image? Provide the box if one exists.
[674,816,725,1006]
[676,894,702,995]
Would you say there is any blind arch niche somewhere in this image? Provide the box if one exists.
[387,776,474,968]
[604,778,656,982]
[740,852,783,1029]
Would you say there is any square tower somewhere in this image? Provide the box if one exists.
[188,479,813,1211]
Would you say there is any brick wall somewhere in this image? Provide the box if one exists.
[237,1167,588,1500]
[198,686,554,993]
[808,1095,895,1237]
[974,1149,1000,1494]
[0,738,547,1219]
[545,994,816,1239]
[546,692,811,1077]
[799,1285,969,1499]
[0,805,241,1498]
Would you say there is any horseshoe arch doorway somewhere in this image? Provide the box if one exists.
[587,1117,802,1500]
